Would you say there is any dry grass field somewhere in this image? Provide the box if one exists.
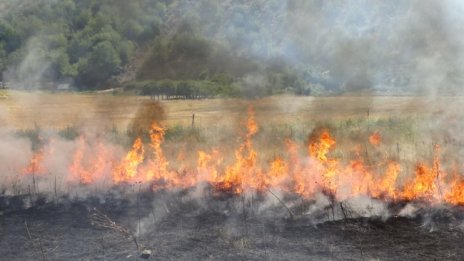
[1,90,459,167]
[2,92,464,260]
[0,90,456,130]
[1,91,456,164]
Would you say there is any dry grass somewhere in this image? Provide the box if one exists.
[1,91,460,167]
[0,92,455,164]
[0,91,457,130]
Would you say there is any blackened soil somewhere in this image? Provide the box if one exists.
[1,191,464,261]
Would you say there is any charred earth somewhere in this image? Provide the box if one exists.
[1,187,464,261]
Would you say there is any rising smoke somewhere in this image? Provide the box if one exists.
[1,1,464,231]
[172,0,464,95]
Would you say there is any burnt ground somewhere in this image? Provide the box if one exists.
[1,189,464,261]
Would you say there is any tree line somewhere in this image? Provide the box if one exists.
[0,0,316,97]
[0,0,169,89]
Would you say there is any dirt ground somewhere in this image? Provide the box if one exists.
[1,190,464,261]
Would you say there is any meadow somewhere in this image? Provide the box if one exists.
[1,91,464,260]
[1,91,457,158]
[1,91,458,176]
[0,91,446,129]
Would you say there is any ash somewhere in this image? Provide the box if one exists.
[1,188,464,261]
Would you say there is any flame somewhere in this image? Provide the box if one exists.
[309,130,338,193]
[198,149,222,183]
[113,137,145,183]
[286,139,308,196]
[145,122,180,188]
[23,149,45,176]
[16,106,464,206]
[268,156,287,187]
[369,131,382,146]
[445,172,464,205]
[402,145,444,202]
[309,130,335,162]
[69,137,110,184]
[372,161,401,199]
[216,106,259,193]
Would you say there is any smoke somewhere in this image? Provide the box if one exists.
[4,39,51,90]
[5,1,464,95]
[399,203,419,218]
[0,0,29,18]
[344,196,390,220]
[129,100,165,136]
[0,133,32,194]
[1,1,464,234]
[172,0,464,96]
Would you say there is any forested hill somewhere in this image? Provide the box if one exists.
[0,1,462,97]
[0,0,312,97]
[0,0,169,90]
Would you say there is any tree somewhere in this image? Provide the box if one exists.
[77,41,121,88]
[0,43,6,73]
[0,21,19,53]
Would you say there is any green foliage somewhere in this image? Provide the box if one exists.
[58,126,80,140]
[0,0,315,96]
[0,0,168,88]
[124,79,227,99]
[77,41,122,88]
[170,32,211,60]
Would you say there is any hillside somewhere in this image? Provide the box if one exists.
[0,1,463,97]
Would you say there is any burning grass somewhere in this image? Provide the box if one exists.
[2,95,464,259]
[3,101,464,209]
[2,93,464,247]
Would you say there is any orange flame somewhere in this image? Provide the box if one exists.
[402,145,444,202]
[113,137,145,183]
[217,106,259,193]
[445,172,464,205]
[372,161,401,199]
[309,130,338,193]
[69,137,110,184]
[369,131,382,146]
[17,106,464,206]
[145,122,179,188]
[23,150,45,176]
[198,149,222,183]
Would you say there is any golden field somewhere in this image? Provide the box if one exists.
[0,90,455,130]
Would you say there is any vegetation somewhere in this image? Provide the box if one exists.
[0,0,313,97]
[0,0,167,89]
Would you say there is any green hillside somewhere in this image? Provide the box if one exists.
[0,0,313,97]
[1,0,461,97]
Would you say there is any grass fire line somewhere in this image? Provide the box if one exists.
[14,105,464,207]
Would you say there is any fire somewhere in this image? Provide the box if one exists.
[18,106,464,206]
[69,137,111,184]
[372,161,401,199]
[111,121,181,188]
[198,149,222,183]
[309,130,335,162]
[445,174,464,205]
[22,147,48,193]
[23,149,45,176]
[113,137,145,183]
[145,121,179,188]
[268,157,287,185]
[402,145,444,202]
[286,139,307,196]
[217,107,260,193]
[309,130,338,193]
[369,131,382,146]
